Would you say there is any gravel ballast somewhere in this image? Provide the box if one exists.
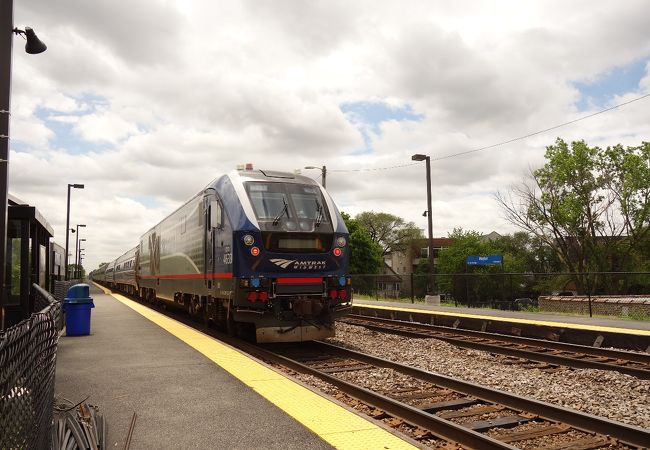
[324,323,650,429]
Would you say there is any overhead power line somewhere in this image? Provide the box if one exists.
[329,162,420,173]
[330,92,650,172]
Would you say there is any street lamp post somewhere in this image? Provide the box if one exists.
[304,165,327,188]
[77,245,85,279]
[74,225,85,279]
[75,236,86,279]
[65,184,84,280]
[1,1,47,306]
[412,154,434,294]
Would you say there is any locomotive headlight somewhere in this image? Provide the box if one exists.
[336,236,347,247]
[243,234,255,246]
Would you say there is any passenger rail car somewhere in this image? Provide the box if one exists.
[97,169,352,342]
[113,247,138,295]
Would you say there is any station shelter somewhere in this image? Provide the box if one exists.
[1,194,54,329]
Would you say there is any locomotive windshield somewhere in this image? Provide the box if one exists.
[245,181,333,252]
[246,182,330,225]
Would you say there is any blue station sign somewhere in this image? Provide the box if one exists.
[466,255,503,265]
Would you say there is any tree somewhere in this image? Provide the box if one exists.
[341,212,383,275]
[436,229,500,304]
[355,211,424,255]
[491,232,562,274]
[67,264,86,280]
[495,138,650,294]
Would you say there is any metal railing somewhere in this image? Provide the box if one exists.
[0,284,60,450]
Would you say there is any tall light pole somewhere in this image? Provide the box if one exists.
[74,224,85,278]
[65,184,84,280]
[304,165,326,188]
[75,236,86,279]
[78,252,85,279]
[412,154,434,294]
[77,243,85,279]
[1,1,46,306]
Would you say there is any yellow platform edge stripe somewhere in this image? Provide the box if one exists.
[354,302,650,336]
[99,287,416,450]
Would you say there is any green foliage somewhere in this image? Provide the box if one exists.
[436,228,485,274]
[435,229,503,303]
[341,212,383,275]
[355,211,424,255]
[67,264,86,279]
[497,138,650,294]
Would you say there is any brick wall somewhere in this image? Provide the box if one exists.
[539,295,650,317]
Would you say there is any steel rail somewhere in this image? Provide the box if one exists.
[121,294,510,448]
[313,340,650,448]
[237,340,517,449]
[108,288,649,447]
[341,315,650,378]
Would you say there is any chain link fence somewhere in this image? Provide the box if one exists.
[352,272,650,317]
[1,284,61,450]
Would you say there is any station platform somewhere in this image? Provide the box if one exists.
[55,285,415,449]
[354,299,650,332]
[352,299,650,350]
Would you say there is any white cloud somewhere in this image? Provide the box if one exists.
[6,0,650,272]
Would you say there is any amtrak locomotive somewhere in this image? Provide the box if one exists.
[93,168,352,342]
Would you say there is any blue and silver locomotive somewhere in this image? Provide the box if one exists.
[95,168,352,342]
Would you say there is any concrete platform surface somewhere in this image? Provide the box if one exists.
[55,285,333,450]
[354,299,650,332]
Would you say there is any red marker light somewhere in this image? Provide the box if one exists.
[247,291,258,302]
[333,247,342,257]
[251,247,260,256]
[259,291,269,302]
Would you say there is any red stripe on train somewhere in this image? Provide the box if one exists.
[140,272,233,280]
[276,277,323,284]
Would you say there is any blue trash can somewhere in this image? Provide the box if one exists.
[64,283,95,336]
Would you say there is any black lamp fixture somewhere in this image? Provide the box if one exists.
[304,165,327,188]
[12,27,47,54]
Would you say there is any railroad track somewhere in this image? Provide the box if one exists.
[105,289,650,448]
[240,340,649,449]
[339,314,650,379]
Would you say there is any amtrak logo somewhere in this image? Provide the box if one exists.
[270,258,327,270]
[270,258,295,269]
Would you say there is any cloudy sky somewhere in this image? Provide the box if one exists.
[8,0,650,271]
